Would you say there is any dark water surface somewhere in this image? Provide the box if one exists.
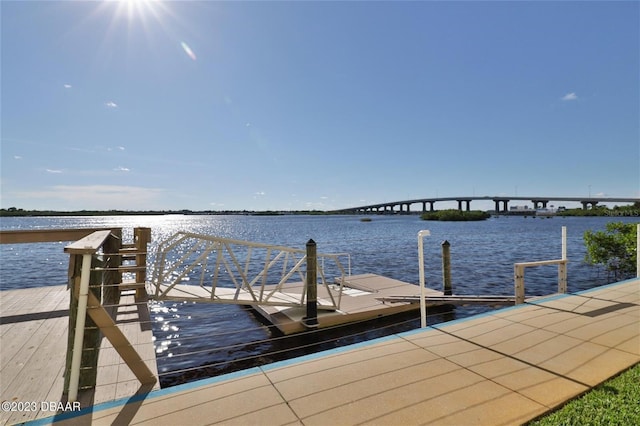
[1,214,635,386]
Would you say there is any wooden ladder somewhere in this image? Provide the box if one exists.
[117,228,151,297]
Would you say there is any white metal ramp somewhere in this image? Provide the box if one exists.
[150,232,350,310]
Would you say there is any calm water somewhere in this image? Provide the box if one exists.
[1,214,636,386]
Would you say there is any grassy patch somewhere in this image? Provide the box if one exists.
[528,363,640,425]
[420,209,490,221]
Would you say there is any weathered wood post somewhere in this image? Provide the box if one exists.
[514,264,525,304]
[558,226,568,294]
[103,229,122,315]
[303,239,318,328]
[441,240,452,296]
[134,227,151,299]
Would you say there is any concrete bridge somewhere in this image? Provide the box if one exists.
[336,196,639,214]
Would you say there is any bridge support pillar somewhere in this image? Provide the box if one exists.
[422,201,435,212]
[532,200,549,209]
[582,201,598,210]
[493,200,509,213]
[457,200,471,211]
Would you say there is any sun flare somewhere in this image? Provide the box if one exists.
[116,0,160,20]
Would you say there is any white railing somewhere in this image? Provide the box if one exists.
[417,229,431,328]
[151,232,349,309]
[514,226,568,304]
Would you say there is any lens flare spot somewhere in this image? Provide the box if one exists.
[181,42,197,61]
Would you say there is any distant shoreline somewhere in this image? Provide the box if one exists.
[0,209,326,217]
[1,206,637,218]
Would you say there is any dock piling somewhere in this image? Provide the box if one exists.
[303,239,318,328]
[441,240,452,296]
[134,227,151,298]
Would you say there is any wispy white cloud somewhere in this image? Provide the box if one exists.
[255,191,266,196]
[105,101,118,108]
[45,168,63,174]
[13,156,22,160]
[63,84,72,89]
[113,166,130,172]
[561,92,578,101]
[118,146,125,151]
[10,185,166,210]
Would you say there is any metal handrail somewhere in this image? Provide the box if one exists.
[151,232,350,309]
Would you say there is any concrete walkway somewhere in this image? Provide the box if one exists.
[32,278,639,425]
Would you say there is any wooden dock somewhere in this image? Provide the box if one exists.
[152,273,451,335]
[253,274,445,334]
[154,273,518,335]
[0,286,159,425]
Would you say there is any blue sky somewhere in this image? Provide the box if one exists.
[2,0,638,211]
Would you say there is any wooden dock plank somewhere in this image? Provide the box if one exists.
[93,290,160,405]
[2,317,69,425]
[0,286,71,426]
[0,285,159,425]
[0,287,70,389]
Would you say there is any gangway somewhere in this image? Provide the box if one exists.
[150,232,350,310]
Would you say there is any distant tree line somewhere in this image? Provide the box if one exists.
[0,207,332,217]
[557,202,640,217]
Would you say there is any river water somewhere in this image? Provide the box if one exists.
[1,214,636,386]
